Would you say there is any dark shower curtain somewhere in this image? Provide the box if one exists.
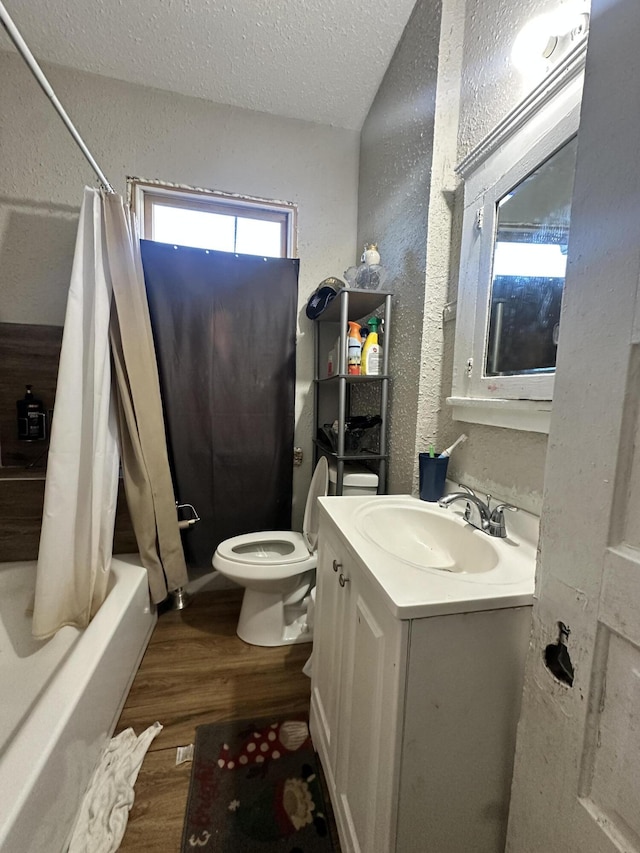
[139,241,298,569]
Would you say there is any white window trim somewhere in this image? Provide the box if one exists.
[447,396,553,434]
[448,41,586,434]
[127,178,298,258]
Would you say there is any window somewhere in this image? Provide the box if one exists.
[129,180,296,258]
[449,45,585,433]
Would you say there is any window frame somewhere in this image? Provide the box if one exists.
[448,43,586,434]
[128,178,297,258]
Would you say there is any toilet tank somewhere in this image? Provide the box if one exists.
[328,461,379,496]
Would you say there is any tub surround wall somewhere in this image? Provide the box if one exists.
[0,323,61,468]
[0,51,360,529]
[0,473,137,563]
[0,322,137,561]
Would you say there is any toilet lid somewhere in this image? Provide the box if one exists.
[302,456,329,551]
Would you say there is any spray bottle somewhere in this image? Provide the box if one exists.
[361,317,382,376]
[347,321,362,375]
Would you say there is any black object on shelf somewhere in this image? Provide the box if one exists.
[319,416,382,455]
[16,385,47,442]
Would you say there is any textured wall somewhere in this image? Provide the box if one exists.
[444,0,584,513]
[458,0,588,160]
[413,0,466,490]
[357,0,577,513]
[357,0,443,494]
[0,51,360,525]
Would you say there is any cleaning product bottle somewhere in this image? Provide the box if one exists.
[327,342,336,377]
[347,321,362,375]
[16,385,46,441]
[361,317,382,376]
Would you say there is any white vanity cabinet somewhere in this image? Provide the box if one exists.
[311,527,407,852]
[310,501,533,853]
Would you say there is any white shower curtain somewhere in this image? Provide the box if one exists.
[33,187,119,640]
[33,188,189,639]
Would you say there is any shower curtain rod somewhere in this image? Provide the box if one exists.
[0,1,115,194]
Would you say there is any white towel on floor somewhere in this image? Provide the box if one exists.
[68,721,162,853]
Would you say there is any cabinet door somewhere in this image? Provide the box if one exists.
[335,559,406,853]
[310,531,346,793]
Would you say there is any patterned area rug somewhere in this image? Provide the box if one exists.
[181,715,336,852]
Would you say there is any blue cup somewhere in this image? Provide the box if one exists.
[419,454,449,502]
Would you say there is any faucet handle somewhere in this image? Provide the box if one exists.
[492,503,518,514]
[488,503,518,538]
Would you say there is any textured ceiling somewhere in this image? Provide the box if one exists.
[0,0,418,130]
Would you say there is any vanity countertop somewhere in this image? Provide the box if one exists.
[318,493,537,620]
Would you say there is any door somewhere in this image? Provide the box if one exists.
[507,2,640,850]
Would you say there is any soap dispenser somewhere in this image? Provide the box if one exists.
[16,385,47,441]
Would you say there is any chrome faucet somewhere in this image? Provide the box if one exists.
[438,485,517,538]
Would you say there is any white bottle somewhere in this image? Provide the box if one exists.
[361,317,382,376]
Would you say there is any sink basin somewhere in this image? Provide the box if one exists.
[354,499,499,574]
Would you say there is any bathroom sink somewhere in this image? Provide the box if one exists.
[354,498,499,574]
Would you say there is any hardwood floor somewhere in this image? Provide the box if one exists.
[116,588,312,852]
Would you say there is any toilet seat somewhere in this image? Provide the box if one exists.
[215,530,312,567]
[213,456,329,577]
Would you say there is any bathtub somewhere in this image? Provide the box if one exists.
[0,555,156,853]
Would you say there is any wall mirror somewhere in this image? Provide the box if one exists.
[486,136,577,377]
[449,44,586,433]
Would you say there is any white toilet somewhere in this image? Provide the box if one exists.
[212,457,329,647]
